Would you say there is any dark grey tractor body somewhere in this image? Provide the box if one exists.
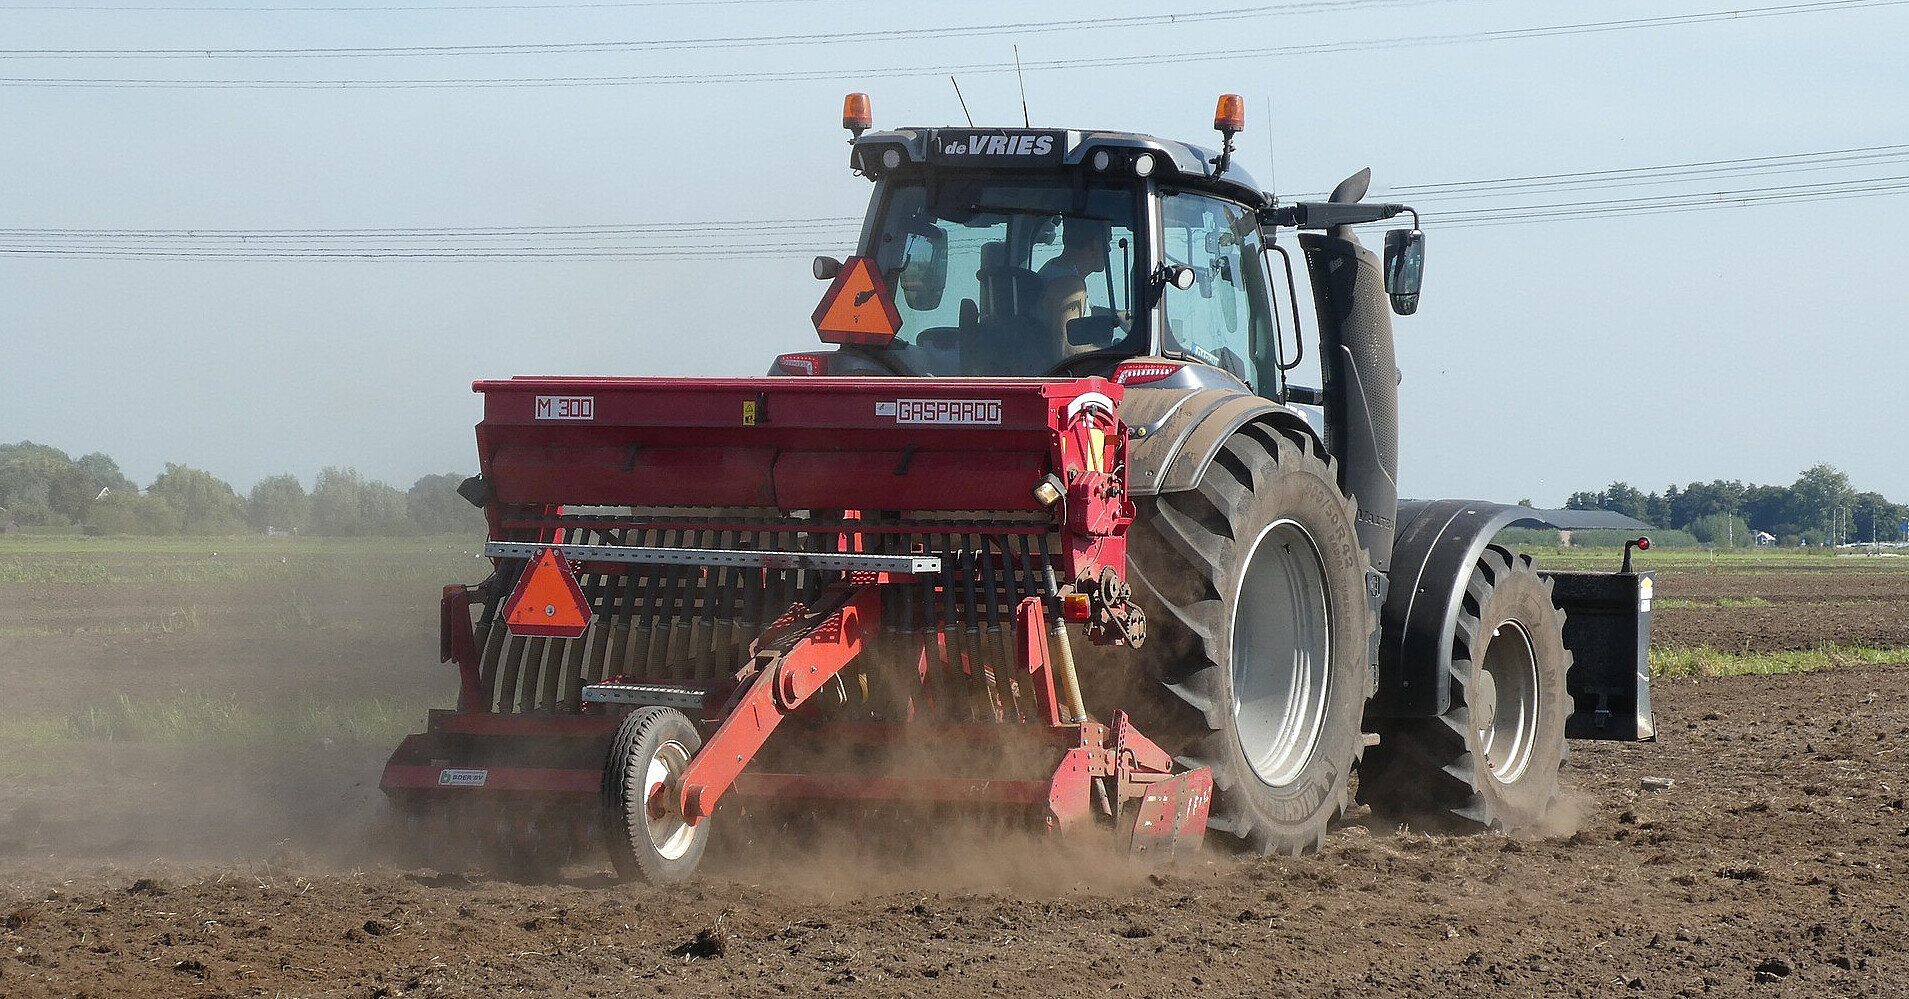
[780,117,1652,852]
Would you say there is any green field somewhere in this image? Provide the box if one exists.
[0,533,485,584]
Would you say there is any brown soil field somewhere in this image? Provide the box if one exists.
[1650,565,1909,652]
[3,557,1907,998]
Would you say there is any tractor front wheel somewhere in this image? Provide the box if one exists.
[603,706,710,883]
[1358,544,1570,832]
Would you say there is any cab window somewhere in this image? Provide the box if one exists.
[1159,191,1279,394]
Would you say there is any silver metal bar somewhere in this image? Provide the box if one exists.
[580,682,708,710]
[485,541,940,575]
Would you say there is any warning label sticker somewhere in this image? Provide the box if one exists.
[890,399,1003,425]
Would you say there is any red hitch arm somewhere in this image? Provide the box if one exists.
[675,585,880,822]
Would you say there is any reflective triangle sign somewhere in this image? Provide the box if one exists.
[503,547,591,639]
[812,256,903,345]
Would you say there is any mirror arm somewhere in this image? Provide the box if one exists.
[1263,201,1415,230]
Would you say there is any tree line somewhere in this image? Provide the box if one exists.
[1564,463,1908,547]
[0,441,484,536]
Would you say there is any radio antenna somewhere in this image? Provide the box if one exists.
[950,75,976,127]
[1014,45,1031,127]
[1264,95,1278,196]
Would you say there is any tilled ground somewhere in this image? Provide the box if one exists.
[2,562,1906,998]
[1650,565,1909,652]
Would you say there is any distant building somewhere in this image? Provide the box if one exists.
[1753,531,1777,547]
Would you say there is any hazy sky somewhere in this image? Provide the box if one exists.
[3,0,1905,507]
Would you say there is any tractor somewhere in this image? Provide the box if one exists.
[380,94,1654,880]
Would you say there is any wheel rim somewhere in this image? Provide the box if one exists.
[1476,620,1539,784]
[643,740,697,861]
[1230,518,1334,788]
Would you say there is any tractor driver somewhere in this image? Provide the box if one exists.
[1037,217,1111,286]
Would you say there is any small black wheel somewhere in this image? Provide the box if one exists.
[1358,544,1571,832]
[602,706,709,883]
[1122,423,1374,856]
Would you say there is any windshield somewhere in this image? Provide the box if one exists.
[869,177,1140,376]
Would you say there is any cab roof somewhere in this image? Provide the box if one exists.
[851,127,1268,208]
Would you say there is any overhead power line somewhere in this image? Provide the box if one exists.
[2,0,1899,87]
[0,2,1432,58]
[4,0,844,10]
[6,144,1908,258]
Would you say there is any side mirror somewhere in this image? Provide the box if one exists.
[1382,228,1424,316]
[897,225,948,312]
[813,256,843,281]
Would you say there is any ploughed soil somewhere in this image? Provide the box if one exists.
[2,561,1907,998]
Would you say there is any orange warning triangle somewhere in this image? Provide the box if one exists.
[812,256,903,345]
[503,547,591,639]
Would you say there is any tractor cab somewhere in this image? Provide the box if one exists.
[799,96,1294,397]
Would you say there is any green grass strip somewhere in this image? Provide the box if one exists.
[1650,643,1909,678]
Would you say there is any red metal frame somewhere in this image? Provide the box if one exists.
[385,373,1204,856]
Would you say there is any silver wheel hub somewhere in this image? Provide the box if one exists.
[1230,519,1334,788]
[643,740,696,861]
[1476,622,1539,784]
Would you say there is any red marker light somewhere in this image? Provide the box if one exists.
[774,352,830,376]
[1636,537,1651,551]
[1112,360,1185,386]
[1061,593,1092,622]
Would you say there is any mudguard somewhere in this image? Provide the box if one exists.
[1371,499,1655,741]
[1121,386,1317,497]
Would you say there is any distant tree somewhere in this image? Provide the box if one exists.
[83,490,181,535]
[359,481,415,536]
[147,464,247,535]
[1790,464,1856,542]
[247,474,311,533]
[1850,492,1909,545]
[1604,483,1649,521]
[310,466,415,536]
[72,452,135,496]
[1740,484,1795,536]
[1564,490,1603,511]
[0,442,74,525]
[1645,489,1673,530]
[406,473,484,535]
[311,467,365,535]
[1668,479,1746,528]
[1686,513,1750,548]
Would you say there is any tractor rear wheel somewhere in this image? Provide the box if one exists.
[603,706,710,883]
[1125,425,1373,856]
[1357,544,1570,832]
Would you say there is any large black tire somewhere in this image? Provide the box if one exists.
[1123,424,1374,856]
[602,706,710,883]
[1357,544,1570,832]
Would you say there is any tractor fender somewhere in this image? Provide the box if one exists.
[1122,387,1319,497]
[1369,498,1531,718]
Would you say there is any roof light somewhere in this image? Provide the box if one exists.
[1133,152,1155,178]
[881,147,903,170]
[842,92,872,138]
[1091,149,1111,172]
[1213,93,1246,135]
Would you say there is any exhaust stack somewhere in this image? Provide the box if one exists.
[1296,169,1401,572]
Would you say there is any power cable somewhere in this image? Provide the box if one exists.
[0,2,1431,58]
[2,0,1898,87]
